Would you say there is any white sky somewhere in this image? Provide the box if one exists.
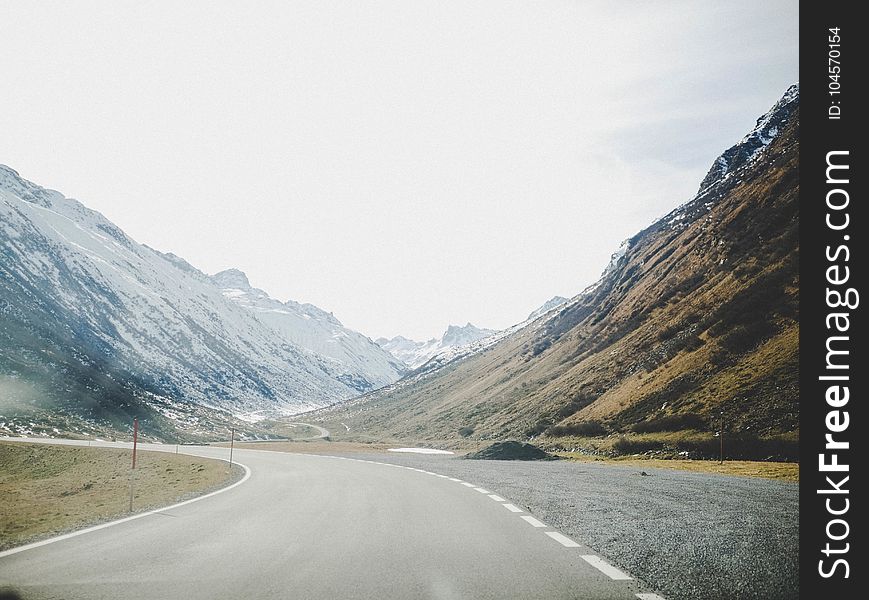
[1,1,797,341]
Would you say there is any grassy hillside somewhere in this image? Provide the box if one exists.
[315,105,799,460]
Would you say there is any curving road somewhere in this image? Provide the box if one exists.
[0,440,665,600]
[286,422,331,440]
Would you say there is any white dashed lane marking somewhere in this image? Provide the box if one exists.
[545,531,580,547]
[520,515,547,528]
[581,555,633,580]
[326,456,663,597]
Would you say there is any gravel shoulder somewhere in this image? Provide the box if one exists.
[344,451,798,600]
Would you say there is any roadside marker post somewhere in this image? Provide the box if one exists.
[132,418,139,469]
[719,413,724,465]
[229,427,235,471]
[129,417,139,512]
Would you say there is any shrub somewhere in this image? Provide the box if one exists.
[525,418,552,437]
[683,335,704,351]
[657,324,681,342]
[531,339,551,357]
[613,437,664,454]
[632,413,707,434]
[673,435,798,461]
[548,420,607,437]
[553,392,598,420]
[611,433,798,461]
[458,426,474,438]
[719,322,777,353]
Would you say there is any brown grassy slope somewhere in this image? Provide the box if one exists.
[317,111,799,447]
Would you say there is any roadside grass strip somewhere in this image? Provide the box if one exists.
[0,460,251,559]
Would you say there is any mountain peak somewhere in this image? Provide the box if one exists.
[527,296,570,321]
[441,323,493,346]
[697,83,798,195]
[211,268,252,290]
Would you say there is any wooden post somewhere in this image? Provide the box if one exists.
[132,418,139,469]
[229,427,235,470]
[719,414,724,464]
[129,418,139,512]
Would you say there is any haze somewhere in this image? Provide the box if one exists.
[0,0,797,340]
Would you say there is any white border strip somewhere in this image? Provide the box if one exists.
[636,593,667,600]
[545,531,580,547]
[581,554,633,580]
[520,515,547,528]
[0,460,251,559]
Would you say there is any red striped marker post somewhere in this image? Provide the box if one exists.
[229,428,235,470]
[129,418,138,512]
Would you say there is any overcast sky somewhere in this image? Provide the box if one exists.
[1,1,797,341]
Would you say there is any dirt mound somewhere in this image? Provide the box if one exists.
[464,441,556,461]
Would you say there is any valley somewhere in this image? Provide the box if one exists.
[308,85,800,461]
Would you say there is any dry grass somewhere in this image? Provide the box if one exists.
[231,439,798,482]
[553,451,799,482]
[227,440,393,454]
[0,442,238,551]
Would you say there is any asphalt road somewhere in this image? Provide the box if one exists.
[361,452,799,600]
[287,422,331,440]
[0,440,664,600]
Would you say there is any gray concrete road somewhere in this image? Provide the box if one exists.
[0,440,665,600]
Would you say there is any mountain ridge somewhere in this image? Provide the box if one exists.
[313,85,800,456]
[211,267,404,389]
[377,322,496,369]
[0,167,402,438]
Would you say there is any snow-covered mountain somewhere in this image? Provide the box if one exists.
[377,323,495,369]
[527,296,569,322]
[0,166,402,430]
[211,268,403,389]
[697,83,798,196]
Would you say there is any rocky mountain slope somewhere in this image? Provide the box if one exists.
[378,296,569,371]
[316,85,800,455]
[211,268,403,390]
[0,169,402,438]
[526,296,569,322]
